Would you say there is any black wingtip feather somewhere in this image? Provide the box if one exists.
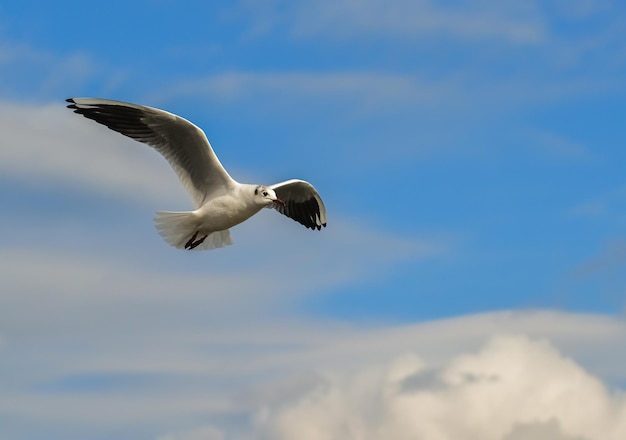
[281,196,326,230]
[65,98,79,111]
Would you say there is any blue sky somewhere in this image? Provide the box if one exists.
[2,1,626,439]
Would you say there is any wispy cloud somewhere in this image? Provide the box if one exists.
[155,67,626,126]
[0,101,188,205]
[552,0,614,20]
[0,41,107,100]
[525,129,596,161]
[0,212,440,307]
[569,185,626,220]
[237,0,546,43]
[152,71,444,119]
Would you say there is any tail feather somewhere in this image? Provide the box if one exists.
[154,211,233,250]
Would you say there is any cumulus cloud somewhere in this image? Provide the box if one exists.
[1,306,625,439]
[252,335,626,440]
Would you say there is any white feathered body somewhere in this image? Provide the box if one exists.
[154,184,264,250]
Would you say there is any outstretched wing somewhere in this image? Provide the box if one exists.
[66,98,236,206]
[270,179,327,230]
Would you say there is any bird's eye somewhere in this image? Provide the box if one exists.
[262,191,268,197]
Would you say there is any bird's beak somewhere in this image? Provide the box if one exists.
[273,198,285,206]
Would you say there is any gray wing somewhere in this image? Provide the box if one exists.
[66,97,236,206]
[270,179,327,230]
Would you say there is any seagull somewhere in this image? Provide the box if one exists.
[66,98,327,250]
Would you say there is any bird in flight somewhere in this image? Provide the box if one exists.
[66,98,326,250]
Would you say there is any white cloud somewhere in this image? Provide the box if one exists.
[0,299,625,439]
[252,334,626,440]
[0,101,188,206]
[0,208,439,406]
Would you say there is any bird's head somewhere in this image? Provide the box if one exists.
[254,185,284,207]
